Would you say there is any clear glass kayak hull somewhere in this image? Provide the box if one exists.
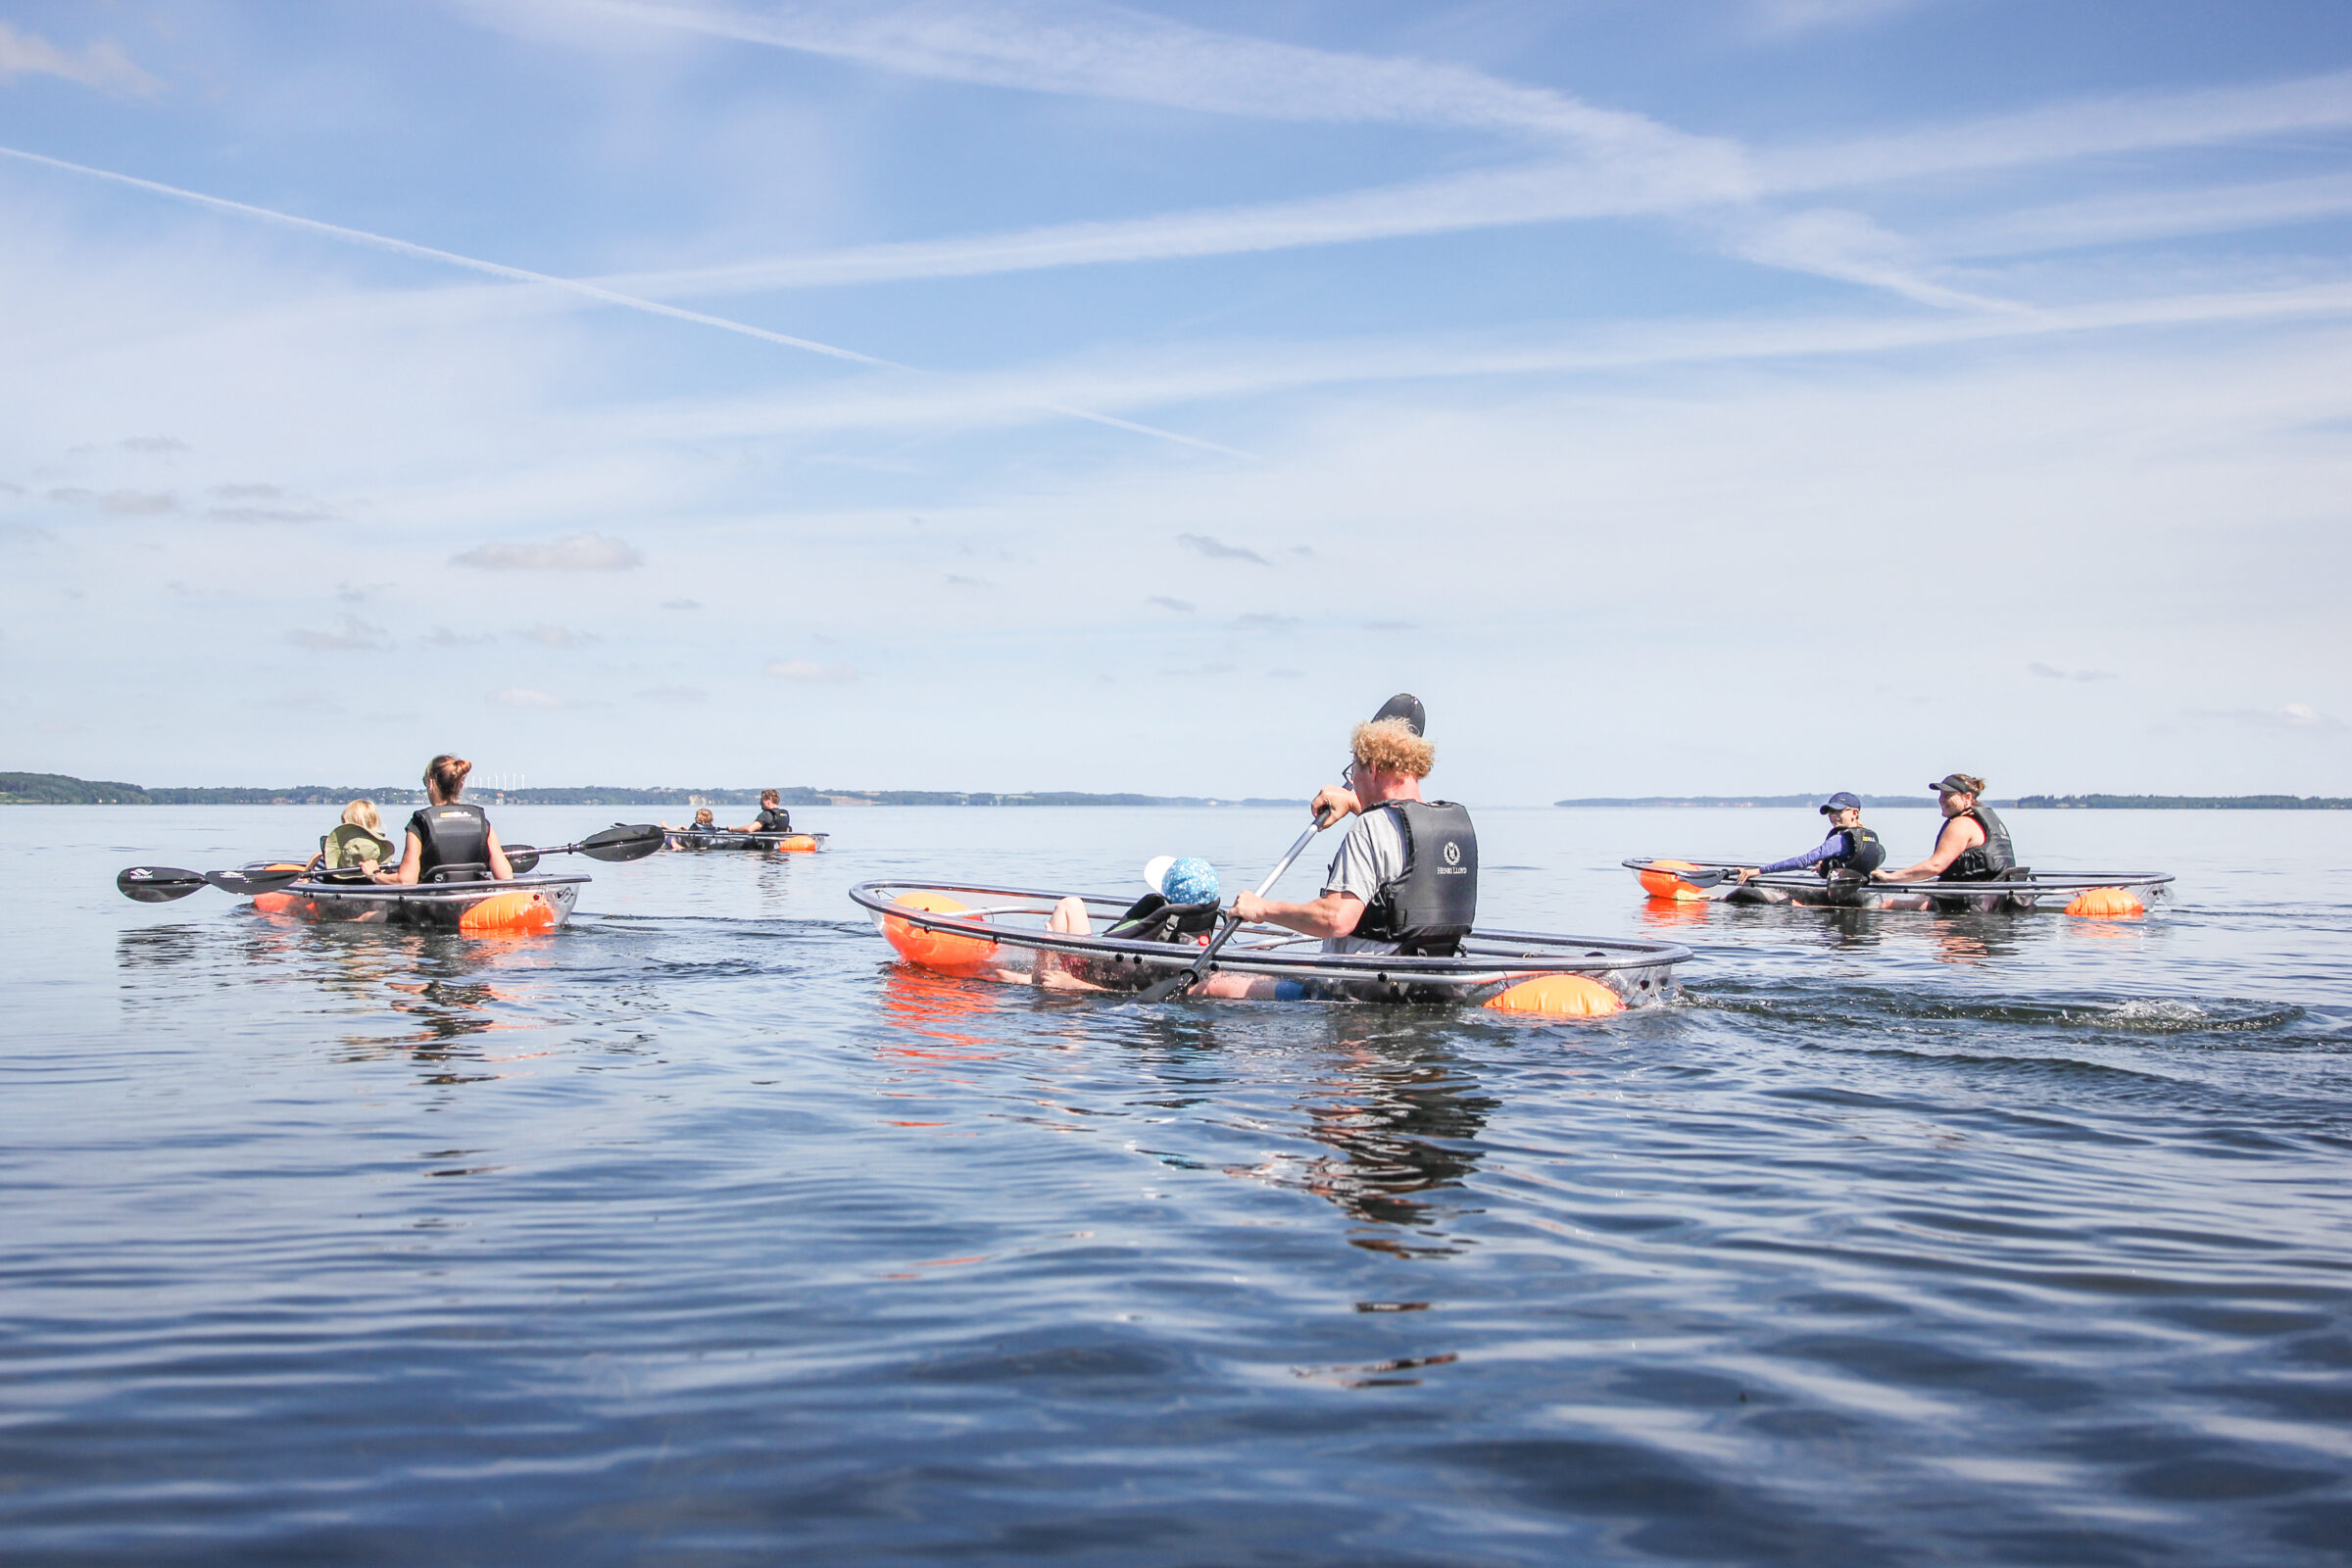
[246,872,588,933]
[850,879,1691,1008]
[666,831,828,853]
[1623,858,2174,914]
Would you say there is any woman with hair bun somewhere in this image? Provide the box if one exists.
[377,754,515,885]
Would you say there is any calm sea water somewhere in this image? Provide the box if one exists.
[5,805,2349,1566]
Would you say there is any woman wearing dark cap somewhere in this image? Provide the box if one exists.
[376,754,515,885]
[1736,793,1884,883]
[1877,773,2016,883]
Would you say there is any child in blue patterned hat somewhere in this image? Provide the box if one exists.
[1036,857,1224,989]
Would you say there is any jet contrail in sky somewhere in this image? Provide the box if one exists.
[0,142,1251,460]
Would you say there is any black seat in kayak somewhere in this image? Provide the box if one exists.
[1104,893,1222,944]
[425,862,490,884]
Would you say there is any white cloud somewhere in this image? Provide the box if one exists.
[45,487,179,515]
[287,615,391,652]
[2029,662,2119,682]
[0,21,160,96]
[528,0,1689,148]
[452,532,645,570]
[764,659,858,682]
[1177,533,1267,564]
[523,623,594,647]
[2187,703,2346,732]
[490,687,568,708]
[596,70,2352,305]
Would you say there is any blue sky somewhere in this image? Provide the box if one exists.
[2,0,2348,799]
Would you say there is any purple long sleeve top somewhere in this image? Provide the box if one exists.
[1759,829,1856,876]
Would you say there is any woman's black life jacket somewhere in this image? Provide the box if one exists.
[1938,805,2016,881]
[408,803,492,882]
[755,806,792,833]
[1819,824,1886,876]
[1351,801,1479,956]
[1105,893,1222,945]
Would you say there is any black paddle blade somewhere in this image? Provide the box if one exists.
[505,847,542,875]
[1372,692,1424,735]
[118,866,207,903]
[577,823,665,863]
[1135,968,1201,1004]
[207,866,306,897]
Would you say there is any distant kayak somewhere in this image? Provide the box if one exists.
[1624,858,2174,915]
[243,867,589,933]
[666,830,828,853]
[852,878,1690,1012]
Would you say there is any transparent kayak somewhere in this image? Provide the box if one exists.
[665,830,828,853]
[1624,858,2174,914]
[851,879,1691,1009]
[243,867,589,933]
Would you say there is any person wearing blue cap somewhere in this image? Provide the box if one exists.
[1736,793,1885,884]
[1034,856,1224,990]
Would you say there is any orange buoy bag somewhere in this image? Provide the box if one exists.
[459,891,559,936]
[2065,887,2145,918]
[1484,974,1624,1017]
[1637,859,1709,903]
[882,892,1000,975]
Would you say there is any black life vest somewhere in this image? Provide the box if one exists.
[755,807,792,833]
[1820,824,1886,876]
[1351,801,1479,956]
[1939,805,2016,881]
[409,803,492,882]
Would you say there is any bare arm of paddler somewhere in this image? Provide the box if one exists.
[1877,811,1983,882]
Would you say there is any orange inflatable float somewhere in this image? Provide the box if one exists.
[1637,858,1711,902]
[457,890,561,936]
[881,891,1001,976]
[2064,887,2146,918]
[1484,974,1625,1017]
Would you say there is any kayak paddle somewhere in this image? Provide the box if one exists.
[116,824,664,902]
[117,866,210,903]
[1137,808,1336,1004]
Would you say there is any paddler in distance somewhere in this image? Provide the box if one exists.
[1876,772,2017,883]
[728,790,793,835]
[1736,792,1885,883]
[375,754,515,884]
[1201,694,1478,999]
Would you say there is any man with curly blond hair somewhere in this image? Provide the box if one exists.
[1228,699,1478,963]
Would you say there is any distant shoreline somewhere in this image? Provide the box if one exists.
[1556,794,2351,809]
[10,770,2340,810]
[0,772,1306,809]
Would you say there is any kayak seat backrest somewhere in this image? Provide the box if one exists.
[1105,894,1222,944]
[425,862,490,884]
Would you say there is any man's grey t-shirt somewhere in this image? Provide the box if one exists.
[1321,807,1406,955]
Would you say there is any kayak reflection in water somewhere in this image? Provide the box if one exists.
[308,799,397,875]
[375,754,515,885]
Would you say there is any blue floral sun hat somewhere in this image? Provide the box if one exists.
[1145,856,1220,906]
